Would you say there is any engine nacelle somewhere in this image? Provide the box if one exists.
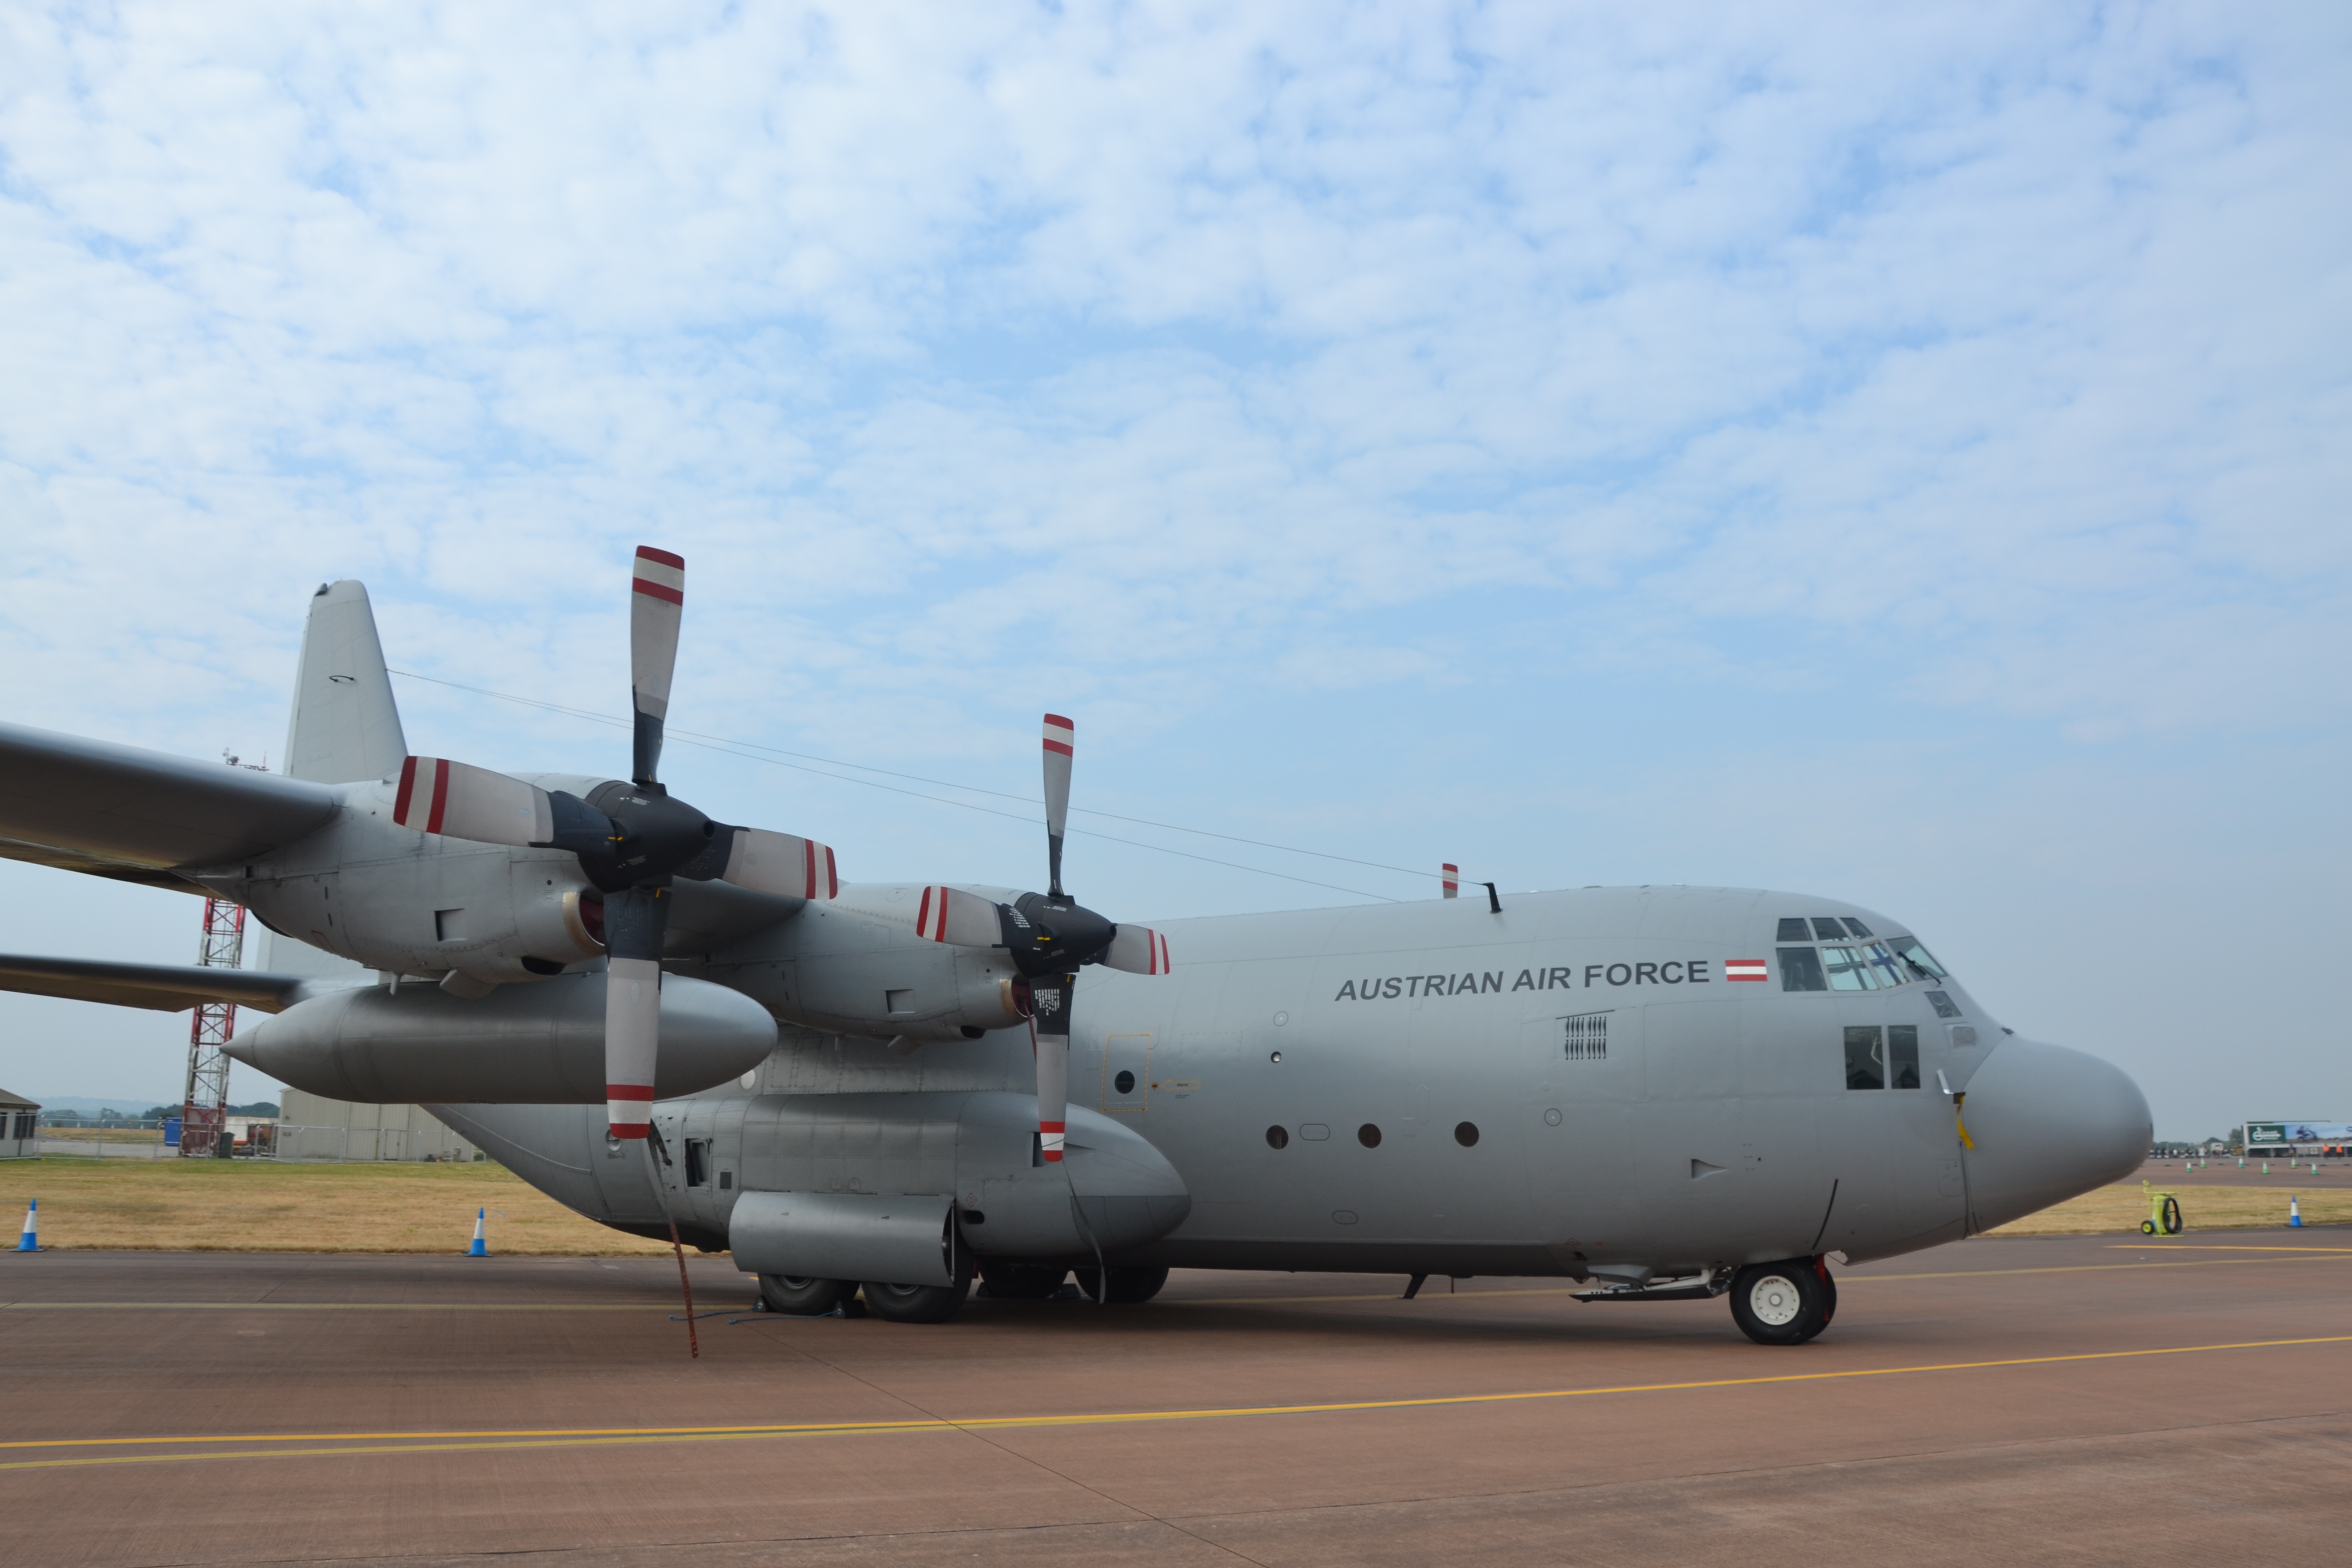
[225,970,775,1104]
[785,887,1033,1044]
[436,884,606,984]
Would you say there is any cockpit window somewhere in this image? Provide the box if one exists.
[1842,917,1873,939]
[1776,917,1811,942]
[1777,947,1827,991]
[1810,917,1848,942]
[1822,946,1879,990]
[1891,937,1948,979]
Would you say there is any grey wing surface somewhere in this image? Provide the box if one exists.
[0,721,344,891]
[0,954,318,1013]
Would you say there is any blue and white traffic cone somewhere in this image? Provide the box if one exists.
[15,1199,36,1252]
[2288,1195,2302,1228]
[467,1206,488,1257]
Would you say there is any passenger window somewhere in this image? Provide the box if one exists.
[1821,946,1878,991]
[1811,918,1849,942]
[1892,938,1948,979]
[1844,1026,1885,1090]
[1842,918,1873,939]
[1776,917,1812,942]
[1925,989,1962,1019]
[1778,947,1827,991]
[1888,1025,1920,1088]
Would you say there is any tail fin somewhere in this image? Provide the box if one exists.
[284,581,406,786]
[268,581,406,983]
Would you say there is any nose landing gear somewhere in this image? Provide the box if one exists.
[1729,1257,1837,1345]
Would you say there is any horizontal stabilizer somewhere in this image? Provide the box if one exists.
[0,953,320,1014]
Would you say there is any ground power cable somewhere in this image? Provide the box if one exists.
[388,668,1452,901]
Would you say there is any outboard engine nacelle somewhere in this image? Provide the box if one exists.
[226,970,775,1104]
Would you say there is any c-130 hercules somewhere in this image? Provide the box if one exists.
[0,551,2151,1342]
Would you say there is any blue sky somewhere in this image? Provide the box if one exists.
[1,3,2345,1136]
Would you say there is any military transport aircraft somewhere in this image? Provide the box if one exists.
[0,552,2151,1343]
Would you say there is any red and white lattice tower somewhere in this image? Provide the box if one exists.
[180,897,247,1158]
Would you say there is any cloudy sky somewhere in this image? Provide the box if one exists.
[1,3,2345,1137]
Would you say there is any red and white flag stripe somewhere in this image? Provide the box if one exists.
[1725,958,1770,982]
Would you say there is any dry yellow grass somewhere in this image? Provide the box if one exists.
[2,1157,673,1255]
[4,1158,2339,1255]
[1987,1182,2352,1236]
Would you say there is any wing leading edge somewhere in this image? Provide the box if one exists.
[0,721,344,889]
[0,953,321,1014]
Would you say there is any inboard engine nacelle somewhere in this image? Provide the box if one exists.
[225,970,775,1105]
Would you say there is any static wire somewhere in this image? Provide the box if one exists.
[387,669,1427,901]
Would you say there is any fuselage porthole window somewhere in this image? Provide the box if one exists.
[1777,948,1827,992]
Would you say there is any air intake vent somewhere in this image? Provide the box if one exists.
[1561,1012,1609,1061]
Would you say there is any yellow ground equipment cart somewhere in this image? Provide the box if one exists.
[2141,1181,2183,1235]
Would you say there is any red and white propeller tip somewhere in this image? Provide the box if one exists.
[630,546,684,786]
[605,954,661,1139]
[1442,863,1459,899]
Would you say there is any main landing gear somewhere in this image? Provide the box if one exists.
[756,1269,973,1324]
[1728,1257,1837,1345]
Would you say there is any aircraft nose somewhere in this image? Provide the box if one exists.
[1961,1037,2151,1234]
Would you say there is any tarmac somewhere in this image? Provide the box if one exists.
[3,1231,2347,1566]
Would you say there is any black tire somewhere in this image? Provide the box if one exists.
[2161,1196,2183,1235]
[1072,1265,1170,1305]
[760,1275,853,1315]
[1729,1259,1832,1345]
[976,1261,1067,1300]
[861,1270,974,1325]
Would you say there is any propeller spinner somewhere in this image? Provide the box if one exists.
[389,547,839,1140]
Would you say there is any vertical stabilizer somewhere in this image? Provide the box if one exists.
[284,580,407,786]
[270,580,406,983]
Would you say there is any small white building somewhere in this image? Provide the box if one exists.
[0,1088,36,1159]
[273,1089,478,1163]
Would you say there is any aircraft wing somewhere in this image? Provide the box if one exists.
[0,721,345,891]
[0,953,318,1014]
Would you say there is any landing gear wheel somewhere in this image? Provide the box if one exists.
[1072,1265,1170,1305]
[760,1275,852,1315]
[1729,1259,1833,1345]
[976,1261,1068,1300]
[861,1270,974,1324]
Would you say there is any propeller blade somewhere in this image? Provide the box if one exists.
[602,885,670,1140]
[630,547,685,787]
[1041,713,1073,898]
[914,885,1009,947]
[1100,924,1171,975]
[715,827,841,901]
[1032,974,1072,1163]
[391,756,555,846]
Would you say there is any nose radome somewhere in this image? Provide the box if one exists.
[1961,1037,2151,1235]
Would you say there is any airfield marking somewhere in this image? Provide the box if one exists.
[2,1248,2343,1318]
[1175,1248,2352,1306]
[3,1332,2346,1473]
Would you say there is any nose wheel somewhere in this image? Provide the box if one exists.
[1729,1258,1837,1345]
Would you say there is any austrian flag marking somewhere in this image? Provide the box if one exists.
[1725,958,1770,982]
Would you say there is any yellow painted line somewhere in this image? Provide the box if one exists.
[2102,1244,2352,1254]
[3,1333,2346,1472]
